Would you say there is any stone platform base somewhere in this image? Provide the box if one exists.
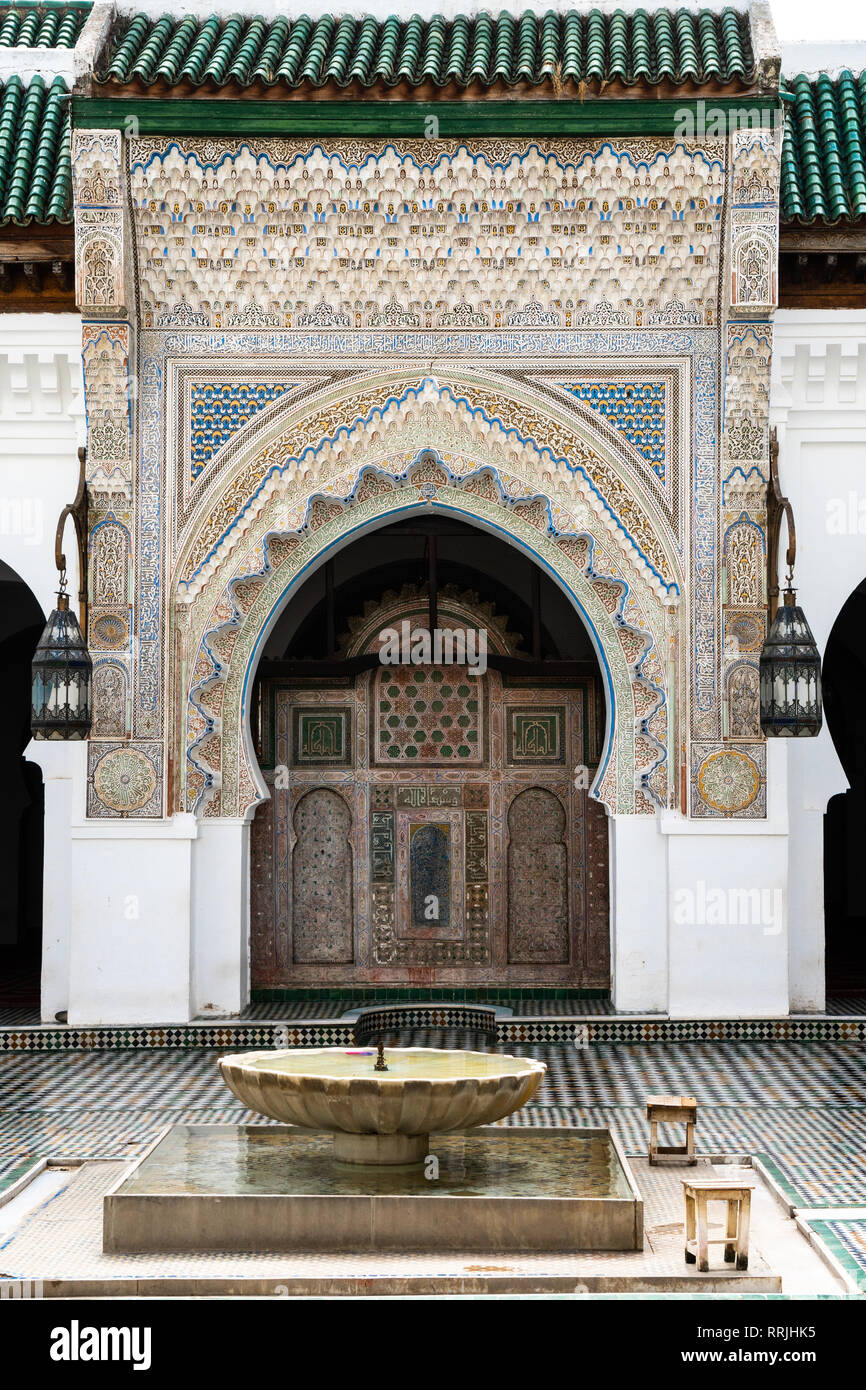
[103,1124,644,1254]
[5,1155,845,1297]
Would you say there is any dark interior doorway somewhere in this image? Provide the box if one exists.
[823,576,866,992]
[0,560,44,1011]
[259,513,602,668]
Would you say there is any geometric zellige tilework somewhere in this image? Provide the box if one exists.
[3,1041,866,1214]
[805,1220,866,1289]
[2,1015,866,1052]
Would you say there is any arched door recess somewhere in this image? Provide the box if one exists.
[247,518,611,988]
[177,472,673,825]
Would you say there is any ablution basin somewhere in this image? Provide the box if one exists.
[103,1043,644,1255]
[218,1045,546,1165]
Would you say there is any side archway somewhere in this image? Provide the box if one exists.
[0,561,45,983]
[822,577,866,988]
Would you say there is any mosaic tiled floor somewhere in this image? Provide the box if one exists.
[1,1038,865,1296]
[234,996,866,1019]
[244,998,621,1018]
[0,998,619,1026]
[1,1156,842,1294]
[4,997,863,1029]
[0,1040,864,1235]
[825,996,866,1017]
[0,1005,41,1026]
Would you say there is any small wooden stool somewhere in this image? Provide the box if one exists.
[682,1177,754,1272]
[646,1094,697,1165]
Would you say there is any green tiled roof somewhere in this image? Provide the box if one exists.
[96,8,757,93]
[782,71,866,225]
[0,75,71,225]
[0,39,865,235]
[0,3,90,50]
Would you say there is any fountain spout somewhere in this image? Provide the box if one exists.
[374,1039,388,1072]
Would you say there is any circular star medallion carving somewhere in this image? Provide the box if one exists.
[93,748,157,813]
[697,749,760,814]
[91,612,129,649]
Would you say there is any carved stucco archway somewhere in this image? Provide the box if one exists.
[171,376,683,820]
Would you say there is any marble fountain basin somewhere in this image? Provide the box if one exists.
[104,1049,644,1254]
[218,1046,546,1165]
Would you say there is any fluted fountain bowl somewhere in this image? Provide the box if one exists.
[219,1046,546,1165]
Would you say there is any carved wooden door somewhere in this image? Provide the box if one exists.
[251,668,609,987]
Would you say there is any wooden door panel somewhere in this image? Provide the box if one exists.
[250,672,609,986]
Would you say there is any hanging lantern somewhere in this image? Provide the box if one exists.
[31,577,92,740]
[759,584,823,738]
[761,429,822,737]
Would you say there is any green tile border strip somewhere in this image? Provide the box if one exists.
[799,1220,866,1292]
[0,1155,43,1198]
[752,1153,866,1293]
[752,1150,803,1208]
[71,95,780,139]
[1,1014,865,1052]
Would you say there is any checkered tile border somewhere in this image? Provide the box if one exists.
[1,1015,865,1052]
[354,1005,498,1043]
[0,1024,355,1053]
[500,1019,866,1044]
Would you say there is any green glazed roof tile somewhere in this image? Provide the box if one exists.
[0,4,89,50]
[0,74,70,225]
[782,70,866,224]
[95,8,757,94]
[0,14,862,235]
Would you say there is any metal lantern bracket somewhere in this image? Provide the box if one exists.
[767,427,796,617]
[55,445,88,637]
[760,430,823,739]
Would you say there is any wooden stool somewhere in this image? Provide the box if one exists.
[682,1177,754,1272]
[646,1094,697,1165]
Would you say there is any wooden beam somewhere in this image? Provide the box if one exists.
[0,258,75,311]
[0,225,75,263]
[780,250,866,308]
[781,225,866,254]
[487,657,599,679]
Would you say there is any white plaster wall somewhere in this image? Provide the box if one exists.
[191,820,251,1017]
[0,315,84,616]
[663,742,789,1017]
[67,817,197,1025]
[771,310,866,1011]
[612,745,790,1018]
[666,829,789,1016]
[38,743,85,1021]
[609,813,668,1012]
[114,0,764,22]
